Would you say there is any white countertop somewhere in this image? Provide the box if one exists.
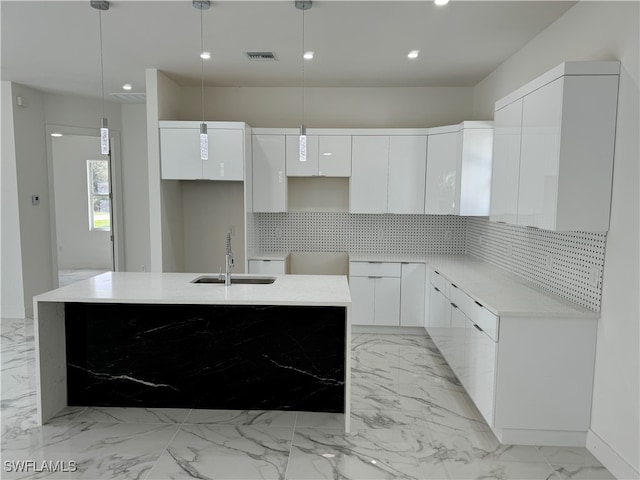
[349,253,598,318]
[34,272,351,307]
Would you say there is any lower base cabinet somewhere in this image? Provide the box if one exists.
[426,270,597,446]
[350,261,425,327]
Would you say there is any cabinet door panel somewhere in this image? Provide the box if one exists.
[466,319,497,426]
[203,129,244,180]
[160,128,203,180]
[374,277,401,326]
[388,136,427,214]
[518,78,562,229]
[490,100,523,224]
[449,305,467,383]
[350,136,389,213]
[427,286,451,351]
[349,276,375,325]
[400,263,426,327]
[252,135,287,212]
[286,135,319,176]
[425,131,459,214]
[459,128,493,216]
[319,136,351,177]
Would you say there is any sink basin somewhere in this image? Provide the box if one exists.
[191,275,276,285]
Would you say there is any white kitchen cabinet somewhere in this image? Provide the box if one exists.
[425,122,493,216]
[248,259,288,275]
[349,261,401,326]
[424,263,598,445]
[425,128,458,215]
[374,277,402,326]
[159,121,246,181]
[388,136,427,214]
[494,61,620,231]
[490,99,523,224]
[465,315,497,426]
[350,136,389,213]
[252,135,287,212]
[400,263,426,327]
[287,135,352,177]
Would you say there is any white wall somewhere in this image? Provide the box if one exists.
[473,3,639,477]
[1,82,26,318]
[10,84,52,318]
[182,181,245,274]
[121,103,150,272]
[146,69,185,273]
[51,135,111,269]
[179,86,478,127]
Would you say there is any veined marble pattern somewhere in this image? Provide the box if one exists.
[1,319,615,480]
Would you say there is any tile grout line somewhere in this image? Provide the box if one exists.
[282,412,299,480]
[141,408,193,480]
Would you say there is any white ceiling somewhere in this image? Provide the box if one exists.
[1,1,576,102]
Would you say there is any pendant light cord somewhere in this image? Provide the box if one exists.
[200,6,205,123]
[98,8,105,118]
[301,7,305,128]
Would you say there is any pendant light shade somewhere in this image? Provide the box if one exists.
[92,0,110,155]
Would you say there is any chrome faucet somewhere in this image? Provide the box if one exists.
[224,230,235,286]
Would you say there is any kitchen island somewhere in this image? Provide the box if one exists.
[33,272,352,431]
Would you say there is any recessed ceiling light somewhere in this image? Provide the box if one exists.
[200,51,211,60]
[321,453,335,458]
[435,0,450,5]
[122,83,132,91]
[50,132,63,137]
[408,50,420,59]
[303,51,314,60]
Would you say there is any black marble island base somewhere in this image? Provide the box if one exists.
[65,303,346,413]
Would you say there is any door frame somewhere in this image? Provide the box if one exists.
[45,124,124,287]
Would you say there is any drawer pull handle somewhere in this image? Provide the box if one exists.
[451,283,458,289]
[474,324,483,332]
[450,302,458,309]
[434,270,440,275]
[368,261,382,264]
[474,301,483,308]
[434,286,440,292]
[368,276,382,279]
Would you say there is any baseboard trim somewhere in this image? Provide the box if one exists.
[352,325,427,335]
[586,429,639,480]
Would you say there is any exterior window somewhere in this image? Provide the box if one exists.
[87,160,110,231]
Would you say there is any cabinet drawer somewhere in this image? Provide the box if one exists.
[449,284,475,318]
[472,302,499,342]
[430,270,450,298]
[248,260,287,275]
[349,262,401,278]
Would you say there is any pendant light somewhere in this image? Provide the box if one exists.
[296,0,312,162]
[91,0,109,155]
[194,0,211,160]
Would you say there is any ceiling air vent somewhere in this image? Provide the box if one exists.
[109,92,146,104]
[246,51,278,61]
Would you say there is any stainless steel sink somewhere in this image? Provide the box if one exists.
[190,275,276,285]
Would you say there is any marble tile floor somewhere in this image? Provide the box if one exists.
[1,318,615,480]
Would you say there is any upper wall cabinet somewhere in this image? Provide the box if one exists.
[491,61,620,231]
[425,122,494,216]
[159,121,248,181]
[350,136,390,214]
[388,136,428,214]
[350,133,428,214]
[490,99,523,225]
[252,134,287,212]
[286,135,351,177]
